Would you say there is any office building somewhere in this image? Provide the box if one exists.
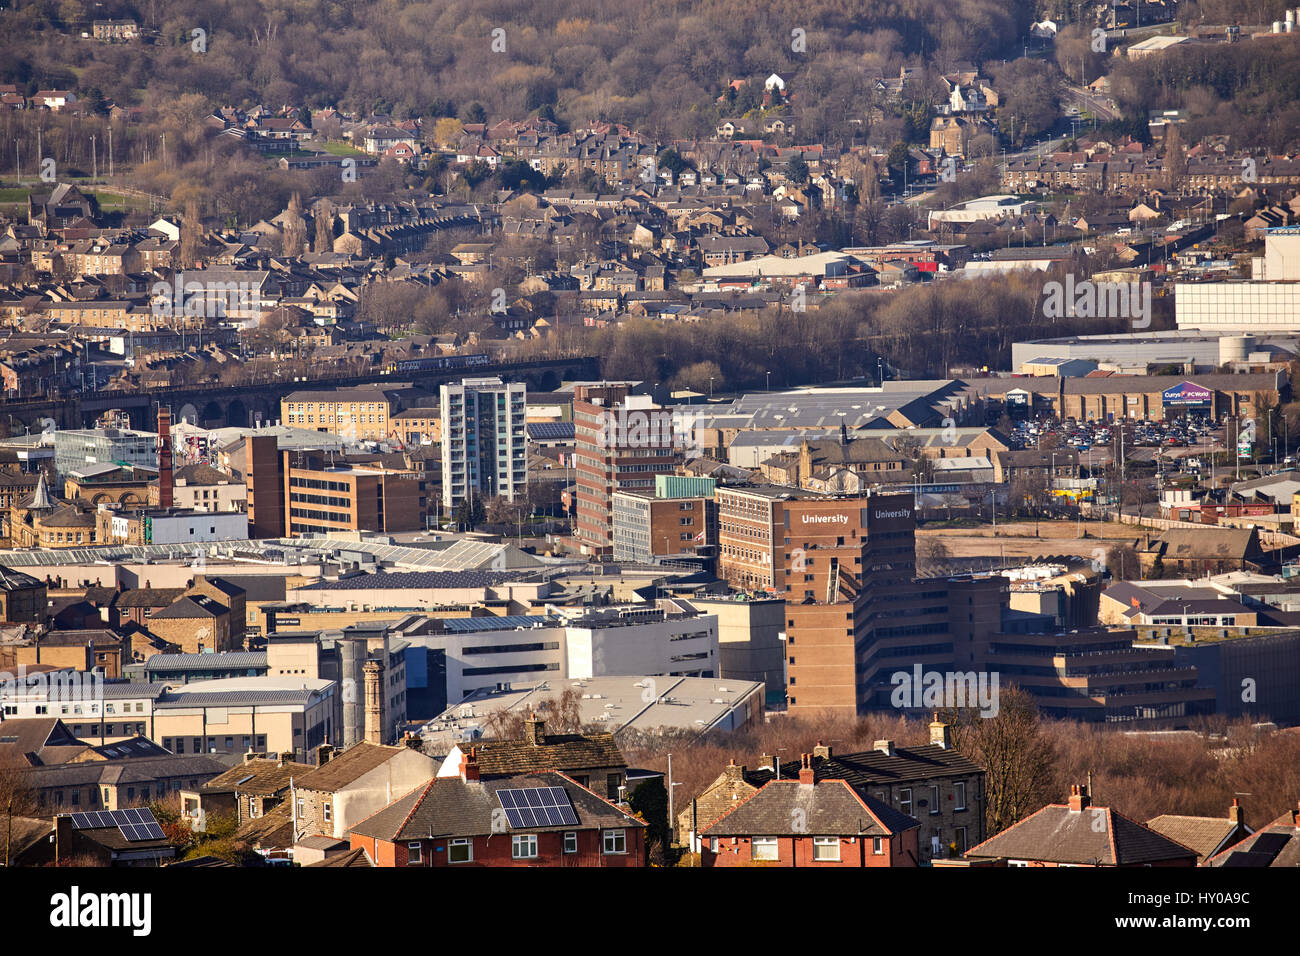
[573,384,683,556]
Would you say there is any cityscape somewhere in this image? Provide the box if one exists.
[0,0,1295,932]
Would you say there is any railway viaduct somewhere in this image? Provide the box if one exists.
[0,355,600,433]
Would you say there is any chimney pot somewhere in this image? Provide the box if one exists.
[462,746,481,782]
[1068,784,1091,811]
[798,753,815,785]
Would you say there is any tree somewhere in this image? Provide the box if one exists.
[787,155,810,185]
[1106,542,1141,580]
[1,762,37,866]
[917,537,951,563]
[940,685,1057,837]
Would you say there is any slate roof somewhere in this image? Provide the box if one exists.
[23,754,228,789]
[151,594,227,619]
[348,771,643,842]
[700,778,921,837]
[0,717,83,767]
[235,800,293,849]
[1146,813,1244,864]
[112,587,188,608]
[469,732,627,777]
[964,801,1199,865]
[1205,814,1300,867]
[305,846,374,867]
[746,744,982,788]
[199,757,314,796]
[292,742,405,793]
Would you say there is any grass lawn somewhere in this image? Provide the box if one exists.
[318,140,366,156]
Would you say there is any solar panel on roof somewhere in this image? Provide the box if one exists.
[69,812,91,829]
[496,787,578,828]
[1250,831,1291,860]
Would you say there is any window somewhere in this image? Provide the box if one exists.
[603,829,627,855]
[512,834,538,859]
[930,784,940,815]
[323,803,332,823]
[407,842,422,864]
[899,788,912,815]
[564,832,578,854]
[296,798,305,818]
[954,781,967,812]
[448,838,472,863]
[955,826,968,853]
[872,837,884,855]
[812,837,839,861]
[248,798,258,819]
[752,836,778,861]
[1008,860,1029,867]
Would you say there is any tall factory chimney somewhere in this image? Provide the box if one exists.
[157,405,173,509]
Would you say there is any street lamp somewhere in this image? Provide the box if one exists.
[765,371,771,392]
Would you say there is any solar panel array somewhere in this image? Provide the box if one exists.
[443,615,558,633]
[67,808,166,842]
[496,787,579,828]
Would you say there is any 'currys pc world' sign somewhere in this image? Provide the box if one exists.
[1162,381,1212,406]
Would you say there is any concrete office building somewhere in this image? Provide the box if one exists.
[395,605,719,713]
[440,377,528,513]
[417,675,764,751]
[1176,228,1300,332]
[52,427,158,480]
[688,593,785,706]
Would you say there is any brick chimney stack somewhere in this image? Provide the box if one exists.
[798,753,815,786]
[363,659,383,745]
[1068,784,1091,811]
[157,406,173,509]
[874,739,895,757]
[462,746,481,782]
[812,741,832,760]
[1230,798,1244,827]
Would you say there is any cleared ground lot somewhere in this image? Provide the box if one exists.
[917,519,1139,559]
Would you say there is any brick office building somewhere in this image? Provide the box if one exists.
[573,384,681,556]
[611,490,714,562]
[284,457,425,536]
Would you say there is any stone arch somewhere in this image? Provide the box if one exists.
[121,492,141,505]
[92,492,111,505]
[178,402,200,426]
[201,401,223,427]
[227,398,249,428]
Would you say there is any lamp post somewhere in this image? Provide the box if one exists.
[765,370,771,392]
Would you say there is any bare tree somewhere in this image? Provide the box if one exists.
[0,762,38,866]
[940,685,1057,836]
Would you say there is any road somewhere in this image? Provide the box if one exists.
[1061,84,1121,124]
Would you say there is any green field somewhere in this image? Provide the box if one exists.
[319,140,366,156]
